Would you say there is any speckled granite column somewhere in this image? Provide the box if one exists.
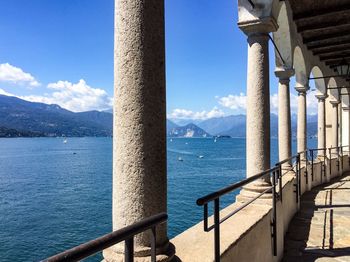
[331,100,340,148]
[275,68,294,166]
[295,85,308,159]
[316,94,327,154]
[103,0,172,261]
[236,18,278,199]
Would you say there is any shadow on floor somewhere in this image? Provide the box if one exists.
[282,175,350,262]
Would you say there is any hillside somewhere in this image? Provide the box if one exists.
[0,94,318,138]
[0,95,113,137]
[167,122,211,138]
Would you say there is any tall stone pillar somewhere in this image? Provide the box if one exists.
[341,106,350,156]
[275,68,294,167]
[295,85,309,159]
[330,100,340,148]
[315,94,327,154]
[104,0,172,261]
[238,18,278,197]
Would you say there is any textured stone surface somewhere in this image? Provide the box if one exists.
[296,85,308,158]
[283,174,350,261]
[330,101,340,148]
[316,95,327,151]
[105,0,170,261]
[276,68,294,165]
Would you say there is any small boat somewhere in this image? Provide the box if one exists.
[185,142,188,145]
[214,138,217,143]
[198,155,204,159]
[170,139,173,142]
[178,157,183,161]
[63,139,68,144]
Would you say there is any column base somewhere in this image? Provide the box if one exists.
[102,242,175,262]
[236,180,272,203]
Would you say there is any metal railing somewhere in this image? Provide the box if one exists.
[196,166,280,261]
[196,145,349,261]
[196,152,306,262]
[309,148,327,183]
[41,145,350,262]
[41,213,167,262]
[329,146,342,174]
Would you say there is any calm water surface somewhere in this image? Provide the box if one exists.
[0,137,316,261]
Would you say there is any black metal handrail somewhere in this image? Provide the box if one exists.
[309,148,327,182]
[197,165,284,261]
[275,153,301,203]
[196,146,350,261]
[41,213,167,262]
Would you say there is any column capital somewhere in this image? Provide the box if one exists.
[238,16,278,36]
[275,67,295,81]
[315,94,328,101]
[330,100,341,106]
[295,84,309,94]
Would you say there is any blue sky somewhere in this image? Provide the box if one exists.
[0,0,318,118]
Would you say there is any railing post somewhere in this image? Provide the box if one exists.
[277,164,282,202]
[125,237,134,262]
[329,148,332,177]
[298,154,301,201]
[305,151,309,185]
[341,146,344,171]
[203,204,208,231]
[324,148,326,178]
[151,227,156,262]
[311,150,314,182]
[337,147,340,172]
[214,198,220,262]
[271,170,277,256]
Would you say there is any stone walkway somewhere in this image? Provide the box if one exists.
[283,174,350,262]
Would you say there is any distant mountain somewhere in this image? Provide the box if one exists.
[168,123,211,138]
[166,119,178,131]
[197,115,246,135]
[169,118,202,126]
[196,113,317,138]
[0,126,44,137]
[0,94,113,137]
[0,94,318,138]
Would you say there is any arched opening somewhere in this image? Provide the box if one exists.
[293,46,307,88]
[306,66,325,146]
[272,2,292,68]
[326,77,340,148]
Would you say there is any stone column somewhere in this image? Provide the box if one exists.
[238,18,278,197]
[341,106,350,157]
[104,0,172,261]
[275,68,294,167]
[330,100,340,148]
[315,94,327,154]
[295,85,309,159]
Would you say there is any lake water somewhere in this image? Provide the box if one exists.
[0,137,317,261]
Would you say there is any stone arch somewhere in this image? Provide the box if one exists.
[328,77,339,101]
[272,2,292,68]
[293,46,307,87]
[309,66,326,95]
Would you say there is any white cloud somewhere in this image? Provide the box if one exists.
[168,107,225,120]
[0,63,40,87]
[218,90,319,115]
[0,88,15,96]
[3,79,112,112]
[218,93,246,111]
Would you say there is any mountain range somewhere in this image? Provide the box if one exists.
[0,94,318,138]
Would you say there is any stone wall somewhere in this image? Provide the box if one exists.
[171,155,349,262]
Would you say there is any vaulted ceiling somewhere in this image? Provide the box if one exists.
[288,0,350,78]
